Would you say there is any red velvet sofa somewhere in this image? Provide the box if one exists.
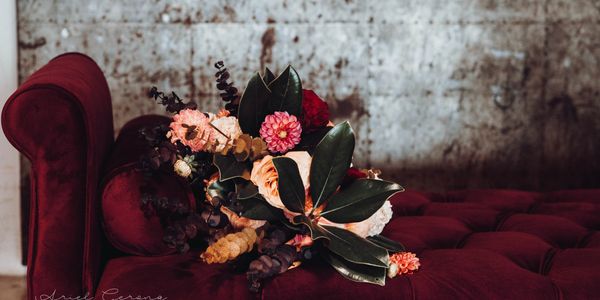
[2,53,600,299]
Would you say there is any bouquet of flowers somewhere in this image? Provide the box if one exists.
[139,62,419,292]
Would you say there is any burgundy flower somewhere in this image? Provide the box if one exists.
[301,89,330,132]
[341,167,368,188]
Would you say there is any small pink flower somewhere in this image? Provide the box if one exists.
[259,111,302,153]
[388,252,420,278]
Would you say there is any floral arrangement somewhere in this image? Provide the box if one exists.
[140,62,419,292]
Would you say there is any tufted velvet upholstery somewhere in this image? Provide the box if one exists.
[3,54,600,299]
[95,189,600,299]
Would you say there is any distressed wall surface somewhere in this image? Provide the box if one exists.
[17,0,600,191]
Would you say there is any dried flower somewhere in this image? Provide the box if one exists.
[260,111,302,153]
[201,228,258,264]
[169,109,214,152]
[173,159,192,177]
[388,252,420,278]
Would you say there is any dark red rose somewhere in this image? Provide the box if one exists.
[341,167,368,188]
[301,89,330,132]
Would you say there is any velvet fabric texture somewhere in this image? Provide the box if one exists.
[96,189,600,299]
[1,53,113,298]
[101,115,195,256]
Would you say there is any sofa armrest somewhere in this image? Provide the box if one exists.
[1,53,113,298]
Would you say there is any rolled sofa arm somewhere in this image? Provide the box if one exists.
[1,53,113,298]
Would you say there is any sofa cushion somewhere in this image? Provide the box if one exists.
[96,189,600,299]
[101,115,194,256]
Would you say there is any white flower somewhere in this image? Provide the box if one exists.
[387,263,399,278]
[210,116,242,152]
[174,159,192,177]
[365,200,393,236]
[318,200,393,238]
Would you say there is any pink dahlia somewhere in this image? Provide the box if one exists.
[169,109,214,152]
[259,111,302,153]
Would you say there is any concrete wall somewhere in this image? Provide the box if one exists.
[16,1,600,191]
[1,0,26,275]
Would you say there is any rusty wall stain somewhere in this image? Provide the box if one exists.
[260,27,276,70]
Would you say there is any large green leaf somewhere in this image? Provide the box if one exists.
[320,225,389,268]
[238,72,271,136]
[235,179,259,199]
[263,67,276,84]
[309,122,355,209]
[213,154,251,181]
[292,215,329,241]
[267,65,302,116]
[367,235,406,253]
[240,197,284,222]
[292,216,390,268]
[293,127,332,153]
[320,179,404,223]
[323,250,387,286]
[272,157,306,213]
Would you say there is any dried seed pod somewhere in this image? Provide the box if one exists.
[250,137,268,160]
[246,245,298,292]
[201,228,258,264]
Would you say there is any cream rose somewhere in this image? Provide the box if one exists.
[250,151,311,211]
[210,116,242,152]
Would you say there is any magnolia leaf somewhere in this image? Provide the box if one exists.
[272,157,306,213]
[213,154,251,181]
[263,67,276,84]
[235,179,259,199]
[267,65,302,116]
[367,235,405,253]
[323,250,387,286]
[320,225,388,268]
[238,72,271,136]
[292,215,328,241]
[320,179,404,223]
[309,122,355,209]
[293,127,332,153]
[240,197,284,222]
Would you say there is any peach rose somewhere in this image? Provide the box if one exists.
[250,151,311,211]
